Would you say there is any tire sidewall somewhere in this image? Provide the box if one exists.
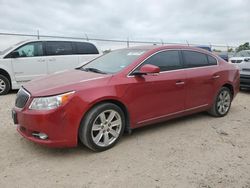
[80,103,126,151]
[0,75,10,95]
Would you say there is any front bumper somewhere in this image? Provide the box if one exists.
[12,97,86,148]
[240,74,250,88]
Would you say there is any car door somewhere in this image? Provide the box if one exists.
[11,42,47,83]
[181,50,218,109]
[125,50,187,126]
[45,41,79,74]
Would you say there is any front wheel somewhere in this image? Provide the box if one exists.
[208,87,232,117]
[79,103,125,151]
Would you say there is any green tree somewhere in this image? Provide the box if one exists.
[213,49,221,52]
[227,48,234,52]
[236,42,250,52]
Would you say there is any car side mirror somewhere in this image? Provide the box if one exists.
[11,51,20,58]
[132,64,160,76]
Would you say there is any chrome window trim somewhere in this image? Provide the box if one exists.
[127,48,219,77]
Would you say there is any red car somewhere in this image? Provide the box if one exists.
[12,45,240,151]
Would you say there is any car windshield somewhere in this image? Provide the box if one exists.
[235,50,250,57]
[81,49,146,74]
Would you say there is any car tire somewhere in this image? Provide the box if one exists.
[0,74,10,95]
[208,87,232,117]
[79,103,125,152]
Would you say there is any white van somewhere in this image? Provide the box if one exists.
[0,40,101,95]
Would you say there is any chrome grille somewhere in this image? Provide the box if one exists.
[15,88,30,108]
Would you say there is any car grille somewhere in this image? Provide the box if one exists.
[231,60,243,63]
[15,88,30,108]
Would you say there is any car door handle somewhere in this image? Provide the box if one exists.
[48,58,56,61]
[38,59,45,62]
[176,81,185,85]
[212,75,220,79]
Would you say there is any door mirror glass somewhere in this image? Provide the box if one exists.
[133,64,160,76]
[11,51,20,58]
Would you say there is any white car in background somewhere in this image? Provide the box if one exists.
[0,40,101,95]
[229,50,250,89]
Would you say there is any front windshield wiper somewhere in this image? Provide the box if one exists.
[81,67,107,74]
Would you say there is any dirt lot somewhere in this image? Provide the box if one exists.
[0,91,250,188]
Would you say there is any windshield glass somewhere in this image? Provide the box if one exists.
[235,50,250,57]
[82,49,146,74]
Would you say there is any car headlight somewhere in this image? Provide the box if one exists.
[29,91,75,110]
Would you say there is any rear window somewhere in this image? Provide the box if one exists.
[75,42,99,54]
[46,41,73,56]
[182,51,209,67]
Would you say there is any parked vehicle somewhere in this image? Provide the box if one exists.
[229,50,250,89]
[214,52,229,62]
[12,45,240,151]
[0,40,100,95]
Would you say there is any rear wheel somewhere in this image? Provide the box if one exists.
[208,87,232,117]
[0,75,10,95]
[79,103,125,151]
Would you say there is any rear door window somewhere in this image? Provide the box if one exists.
[74,42,99,54]
[182,50,209,68]
[45,41,73,56]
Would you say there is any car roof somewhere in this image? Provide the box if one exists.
[18,39,96,44]
[120,45,211,53]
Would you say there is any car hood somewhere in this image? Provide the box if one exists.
[24,69,112,97]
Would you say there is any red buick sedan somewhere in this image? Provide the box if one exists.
[12,45,240,151]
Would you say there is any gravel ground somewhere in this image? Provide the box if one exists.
[0,90,250,188]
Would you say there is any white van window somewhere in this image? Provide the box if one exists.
[46,41,73,56]
[16,42,43,57]
[75,42,99,54]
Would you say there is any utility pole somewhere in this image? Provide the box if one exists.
[37,29,40,40]
[85,33,89,41]
[127,37,129,48]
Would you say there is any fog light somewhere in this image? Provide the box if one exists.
[32,132,48,140]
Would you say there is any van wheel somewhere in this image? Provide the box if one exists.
[79,103,125,152]
[208,87,232,117]
[0,75,10,95]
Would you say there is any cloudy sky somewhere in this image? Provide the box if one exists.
[0,0,249,50]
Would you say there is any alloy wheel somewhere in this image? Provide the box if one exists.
[0,78,6,94]
[217,90,231,115]
[91,110,122,147]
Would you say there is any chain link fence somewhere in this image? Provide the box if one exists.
[0,31,237,53]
